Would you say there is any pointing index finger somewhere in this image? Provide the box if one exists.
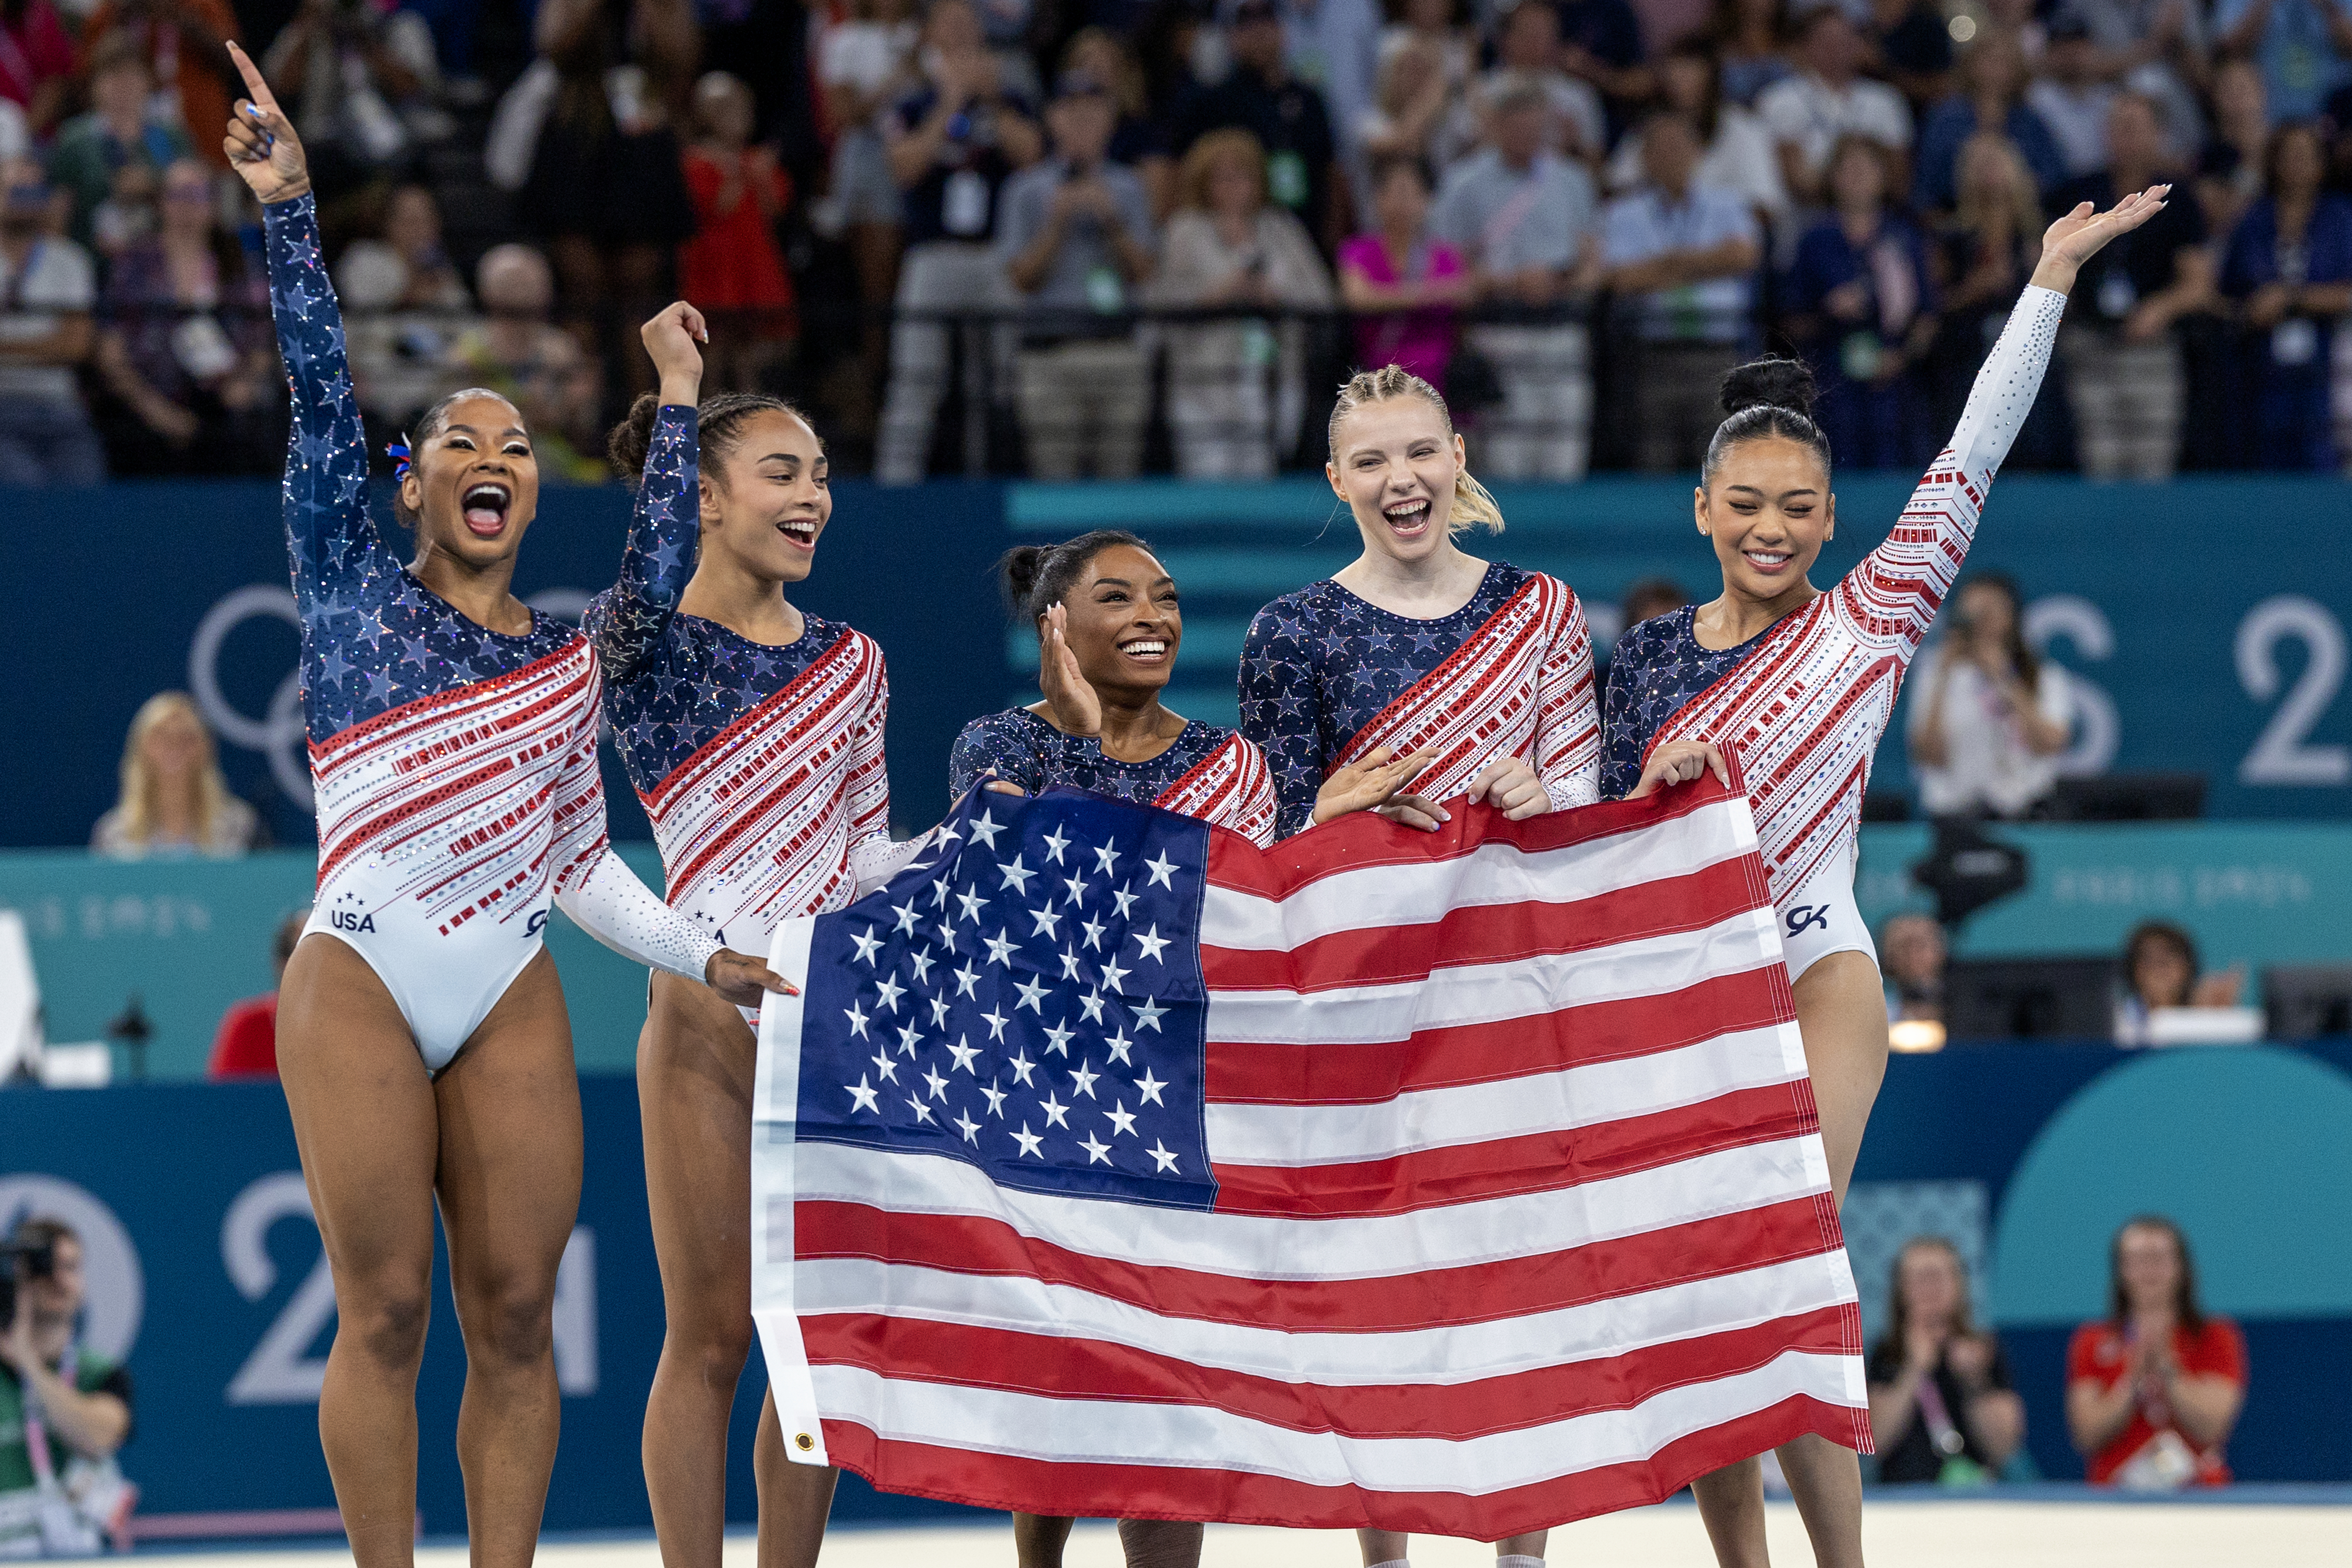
[225,41,282,118]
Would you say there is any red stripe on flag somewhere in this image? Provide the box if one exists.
[1202,776,1733,900]
[793,1195,1846,1333]
[813,1395,1869,1537]
[1205,967,1794,1105]
[1200,857,1766,994]
[1209,1085,1819,1218]
[801,1303,1859,1439]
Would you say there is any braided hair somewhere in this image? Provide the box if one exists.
[1326,364,1506,534]
[1702,357,1833,489]
[392,386,512,529]
[605,390,818,487]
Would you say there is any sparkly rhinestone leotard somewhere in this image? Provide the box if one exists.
[268,195,720,1071]
[948,708,1278,846]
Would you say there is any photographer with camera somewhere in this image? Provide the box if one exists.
[1905,571,2073,819]
[0,1219,135,1557]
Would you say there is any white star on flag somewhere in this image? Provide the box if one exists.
[1144,851,1178,888]
[845,1076,880,1114]
[1132,925,1170,962]
[997,855,1034,894]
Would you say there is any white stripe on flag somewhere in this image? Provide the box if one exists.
[1202,1022,1808,1166]
[1204,908,1783,1045]
[808,1348,1855,1493]
[1201,796,1757,951]
[751,914,831,1469]
[797,1247,1858,1385]
[789,1134,1834,1281]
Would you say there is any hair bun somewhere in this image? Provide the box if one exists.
[604,392,663,483]
[1720,357,1818,420]
[999,544,1050,613]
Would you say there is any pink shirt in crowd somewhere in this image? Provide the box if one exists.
[1337,232,1465,389]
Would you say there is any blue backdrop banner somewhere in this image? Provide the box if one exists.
[2,475,2348,851]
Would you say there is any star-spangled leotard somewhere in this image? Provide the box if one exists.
[583,418,913,962]
[1603,284,2070,910]
[948,708,1279,847]
[265,194,719,1071]
[1238,561,1601,836]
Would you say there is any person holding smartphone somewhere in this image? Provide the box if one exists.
[1904,570,2073,820]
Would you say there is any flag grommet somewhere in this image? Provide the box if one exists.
[795,1432,815,1452]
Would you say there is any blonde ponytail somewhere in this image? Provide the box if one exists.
[1327,363,1506,536]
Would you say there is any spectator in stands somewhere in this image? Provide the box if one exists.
[1063,28,1175,216]
[1337,153,1470,389]
[1606,39,1790,230]
[1757,5,1912,207]
[2221,120,2352,469]
[1868,1236,2024,1484]
[2054,93,2211,480]
[1434,79,1599,480]
[1151,127,1332,477]
[2213,0,2352,123]
[816,0,920,370]
[2074,0,2209,165]
[0,1,76,140]
[1477,0,1607,169]
[2029,15,2120,180]
[1706,0,1795,109]
[91,691,258,858]
[48,35,195,254]
[259,0,436,188]
[85,0,244,169]
[1864,0,1956,112]
[337,183,471,313]
[92,159,280,477]
[2069,1216,2247,1487]
[679,71,796,393]
[209,910,309,1081]
[1380,0,1477,148]
[336,183,476,430]
[1922,133,2056,450]
[997,69,1157,480]
[1601,111,1763,471]
[1169,0,1345,250]
[444,243,607,483]
[1879,911,1946,1021]
[1554,0,1654,128]
[1783,134,1937,468]
[515,0,700,397]
[1620,576,1689,628]
[0,156,103,486]
[873,0,1040,483]
[1914,28,2065,212]
[2117,922,2246,1042]
[1906,572,2072,819]
[1277,0,1381,208]
[1361,34,1460,175]
[0,1217,135,1557]
[2197,55,2271,239]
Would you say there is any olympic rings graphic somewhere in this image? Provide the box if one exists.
[186,583,594,817]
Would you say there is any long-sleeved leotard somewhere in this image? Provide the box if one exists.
[1603,284,2069,906]
[582,413,916,965]
[949,707,1279,847]
[267,195,719,1071]
[1238,561,1601,837]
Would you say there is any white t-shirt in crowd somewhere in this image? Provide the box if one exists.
[1755,70,1913,180]
[1606,104,1791,223]
[820,19,920,99]
[1906,647,2076,817]
[0,236,96,403]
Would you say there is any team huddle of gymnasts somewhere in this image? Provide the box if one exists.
[220,38,2164,1568]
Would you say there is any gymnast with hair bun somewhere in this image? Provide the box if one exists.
[1602,184,2170,1568]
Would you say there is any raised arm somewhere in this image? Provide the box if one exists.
[583,304,709,679]
[225,42,386,614]
[547,663,789,1005]
[1848,186,2171,659]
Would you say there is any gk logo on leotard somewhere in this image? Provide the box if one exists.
[1786,905,1832,940]
[330,908,376,933]
[526,910,549,938]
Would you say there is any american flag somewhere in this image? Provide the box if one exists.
[751,777,1867,1538]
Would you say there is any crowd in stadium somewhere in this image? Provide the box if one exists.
[0,0,2348,484]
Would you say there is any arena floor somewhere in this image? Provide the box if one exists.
[151,1490,2352,1568]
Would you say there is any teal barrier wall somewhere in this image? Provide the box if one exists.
[8,819,2347,1080]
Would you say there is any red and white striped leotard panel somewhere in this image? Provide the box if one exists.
[639,627,897,955]
[1648,284,2067,902]
[1155,732,1280,847]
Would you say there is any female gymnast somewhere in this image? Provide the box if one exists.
[1237,365,1599,1568]
[589,345,923,1564]
[1603,185,2167,1568]
[223,45,786,1568]
[951,530,1278,851]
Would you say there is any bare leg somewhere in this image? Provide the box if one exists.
[1691,951,1888,1566]
[1117,1520,1204,1567]
[755,1388,837,1568]
[1014,1514,1076,1567]
[433,951,584,1568]
[1357,1528,1546,1563]
[276,934,442,1568]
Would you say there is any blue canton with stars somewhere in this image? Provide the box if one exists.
[1599,605,1773,800]
[948,708,1237,807]
[580,407,853,794]
[794,787,1215,1211]
[1238,561,1529,835]
[266,195,580,745]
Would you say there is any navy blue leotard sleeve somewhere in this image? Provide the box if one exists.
[583,405,700,680]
